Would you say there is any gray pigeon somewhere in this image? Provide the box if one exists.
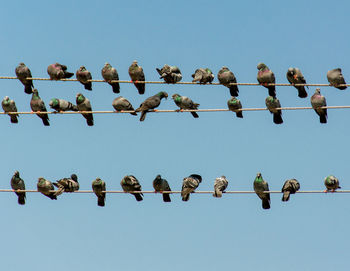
[92,177,106,207]
[311,88,327,123]
[49,98,78,112]
[76,93,93,126]
[128,60,145,94]
[15,62,34,94]
[281,179,300,202]
[181,174,202,201]
[120,175,143,201]
[253,173,270,209]
[76,66,92,90]
[11,171,26,205]
[257,63,276,97]
[218,66,239,97]
[327,68,347,90]
[213,176,228,198]
[265,96,283,124]
[30,89,50,126]
[53,174,79,196]
[286,67,308,98]
[156,64,182,83]
[172,93,199,118]
[324,175,341,192]
[135,91,168,121]
[37,177,57,200]
[112,96,137,115]
[47,63,74,80]
[227,97,243,118]
[101,62,120,93]
[153,174,171,202]
[192,68,214,84]
[2,96,18,123]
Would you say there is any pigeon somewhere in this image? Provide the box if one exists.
[11,171,26,205]
[30,89,50,126]
[37,177,57,200]
[327,68,347,90]
[311,88,327,123]
[112,96,137,116]
[324,175,341,192]
[49,98,78,112]
[213,176,228,198]
[120,175,143,201]
[286,67,308,98]
[253,173,270,209]
[135,91,168,121]
[218,66,239,97]
[281,179,300,202]
[2,96,19,123]
[128,60,145,94]
[181,174,202,201]
[227,97,243,118]
[257,62,276,97]
[47,63,74,80]
[76,93,93,126]
[92,177,106,207]
[76,66,92,90]
[53,174,79,196]
[15,63,34,94]
[265,96,283,124]
[172,93,200,118]
[156,64,182,83]
[192,68,214,84]
[153,174,171,202]
[101,62,120,93]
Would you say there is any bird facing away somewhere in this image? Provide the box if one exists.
[310,88,327,124]
[227,97,243,118]
[253,173,270,209]
[49,98,78,112]
[135,91,168,121]
[213,176,228,198]
[327,68,347,90]
[265,96,283,124]
[128,60,145,94]
[76,93,94,126]
[181,174,202,201]
[11,171,26,205]
[47,63,74,80]
[286,67,308,98]
[153,175,172,202]
[15,62,34,94]
[257,62,276,97]
[324,175,341,192]
[156,64,182,83]
[112,96,137,115]
[30,89,50,126]
[92,178,106,207]
[76,66,92,90]
[2,96,19,123]
[192,68,214,84]
[53,174,79,196]
[101,62,120,93]
[120,175,143,201]
[172,93,200,118]
[218,66,239,97]
[281,179,300,202]
[37,177,57,200]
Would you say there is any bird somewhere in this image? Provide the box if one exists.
[213,176,228,198]
[257,62,276,97]
[92,177,106,207]
[112,96,137,115]
[2,96,19,123]
[286,67,308,98]
[101,62,120,93]
[156,64,182,83]
[265,96,283,124]
[253,173,270,209]
[217,66,239,96]
[192,68,214,84]
[153,174,171,202]
[324,175,341,192]
[11,171,26,205]
[37,177,57,200]
[128,60,145,94]
[120,175,143,201]
[227,97,243,118]
[47,63,74,80]
[281,179,300,202]
[310,88,327,123]
[49,98,78,112]
[15,62,34,94]
[172,93,200,118]
[135,91,168,121]
[30,89,50,126]
[181,174,202,201]
[76,93,93,126]
[76,66,92,90]
[53,174,79,196]
[327,68,347,90]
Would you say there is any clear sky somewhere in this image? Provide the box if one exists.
[1,0,349,270]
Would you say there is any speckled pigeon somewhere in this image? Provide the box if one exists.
[192,68,214,84]
[311,88,327,123]
[128,60,145,94]
[257,63,276,97]
[15,63,34,94]
[156,64,182,83]
[53,174,79,196]
[218,66,239,97]
[76,66,92,90]
[227,97,243,118]
[30,89,50,126]
[153,174,171,202]
[324,175,341,192]
[253,173,270,209]
[112,96,137,115]
[2,96,18,123]
[120,175,143,201]
[47,63,74,80]
[49,98,78,112]
[213,176,228,198]
[172,93,199,118]
[181,174,202,202]
[101,62,120,93]
[327,68,347,90]
[11,171,26,205]
[281,179,300,202]
[76,93,93,126]
[265,96,283,124]
[286,67,308,98]
[37,177,57,200]
[92,178,106,207]
[135,91,168,121]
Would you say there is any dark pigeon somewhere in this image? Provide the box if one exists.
[30,89,50,126]
[128,60,145,94]
[101,62,120,93]
[47,63,74,80]
[153,174,171,202]
[281,179,300,202]
[227,97,243,118]
[135,91,168,121]
[286,67,308,98]
[120,175,143,201]
[76,93,93,126]
[76,66,92,90]
[265,96,283,124]
[2,96,19,123]
[11,171,26,205]
[15,63,34,94]
[172,93,199,118]
[257,62,276,97]
[92,178,106,207]
[253,172,270,209]
[181,174,202,202]
[311,88,327,123]
[218,66,239,97]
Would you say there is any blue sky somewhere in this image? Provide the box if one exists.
[1,0,349,270]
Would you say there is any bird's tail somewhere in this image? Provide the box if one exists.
[84,82,92,91]
[297,87,308,98]
[262,199,270,209]
[236,111,243,118]
[86,117,94,126]
[213,188,222,198]
[17,193,26,205]
[140,111,147,122]
[24,83,33,94]
[273,112,283,124]
[133,193,143,201]
[97,195,105,207]
[336,85,347,90]
[10,115,18,123]
[181,191,190,201]
[53,185,64,196]
[282,191,290,202]
[190,112,199,118]
[64,72,74,79]
[162,193,171,202]
[41,116,50,126]
[135,83,145,95]
[229,86,239,97]
[268,87,276,98]
[111,83,120,93]
[130,111,137,116]
[48,193,57,200]
[320,113,327,124]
